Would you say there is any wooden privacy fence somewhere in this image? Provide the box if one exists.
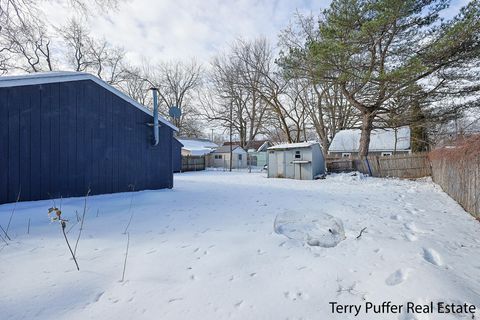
[429,139,480,218]
[327,152,431,179]
[355,153,431,178]
[327,158,354,172]
[181,156,206,172]
[327,144,480,218]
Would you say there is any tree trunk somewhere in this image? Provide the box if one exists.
[410,102,429,152]
[358,111,374,157]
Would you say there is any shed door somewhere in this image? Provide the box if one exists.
[276,151,285,178]
[285,151,295,179]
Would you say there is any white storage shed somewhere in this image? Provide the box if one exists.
[267,142,325,180]
[208,145,248,169]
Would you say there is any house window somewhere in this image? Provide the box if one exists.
[342,153,351,158]
[215,154,223,159]
[295,151,301,159]
[381,152,392,157]
[238,154,242,160]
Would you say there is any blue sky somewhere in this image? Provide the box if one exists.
[42,0,471,65]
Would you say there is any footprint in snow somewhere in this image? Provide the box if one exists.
[93,291,105,303]
[234,300,244,308]
[284,291,309,301]
[391,214,403,221]
[385,269,410,286]
[404,222,425,234]
[404,233,418,242]
[422,248,443,266]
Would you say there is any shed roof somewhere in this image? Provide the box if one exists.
[223,140,271,152]
[178,138,218,156]
[212,145,245,153]
[173,138,184,147]
[0,71,178,131]
[268,142,320,150]
[328,127,410,152]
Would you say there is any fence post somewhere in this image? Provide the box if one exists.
[365,156,373,176]
[375,156,381,177]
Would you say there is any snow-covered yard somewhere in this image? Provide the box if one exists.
[1,171,480,319]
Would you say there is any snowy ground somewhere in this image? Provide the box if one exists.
[1,171,480,320]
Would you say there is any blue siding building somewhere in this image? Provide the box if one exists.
[172,138,183,173]
[0,72,178,204]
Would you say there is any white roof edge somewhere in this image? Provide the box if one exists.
[268,141,320,150]
[0,72,178,131]
[329,148,411,152]
[257,141,270,152]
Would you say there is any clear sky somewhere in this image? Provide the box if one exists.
[41,0,471,66]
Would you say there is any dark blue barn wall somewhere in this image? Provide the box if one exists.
[172,138,183,173]
[0,79,173,204]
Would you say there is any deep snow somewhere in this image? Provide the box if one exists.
[1,171,479,320]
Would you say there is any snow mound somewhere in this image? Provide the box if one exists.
[274,210,346,248]
[328,172,368,182]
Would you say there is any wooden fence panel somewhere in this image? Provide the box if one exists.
[327,159,354,172]
[430,153,480,218]
[327,153,431,179]
[181,156,206,172]
[377,153,431,178]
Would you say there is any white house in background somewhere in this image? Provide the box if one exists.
[246,140,272,168]
[208,145,248,169]
[223,140,272,167]
[328,126,411,158]
[177,138,218,156]
[267,142,326,180]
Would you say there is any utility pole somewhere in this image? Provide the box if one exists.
[229,102,233,172]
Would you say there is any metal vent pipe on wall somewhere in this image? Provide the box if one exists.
[150,87,159,146]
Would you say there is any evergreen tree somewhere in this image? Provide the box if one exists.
[311,0,480,156]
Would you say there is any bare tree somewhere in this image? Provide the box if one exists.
[206,38,323,145]
[277,12,360,153]
[1,19,54,72]
[118,64,152,105]
[67,0,122,13]
[58,17,127,84]
[150,60,204,136]
[232,38,306,143]
[1,0,125,75]
[0,0,38,29]
[204,44,270,148]
[88,38,126,85]
[0,0,121,25]
[58,18,91,72]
